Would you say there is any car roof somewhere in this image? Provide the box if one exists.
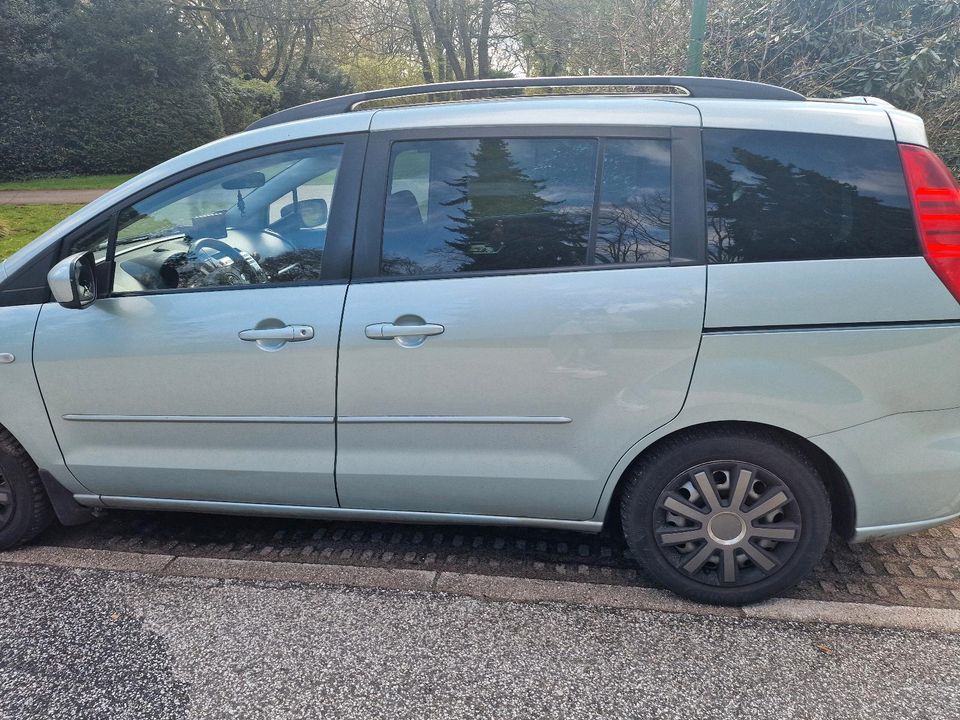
[244,75,925,147]
[365,95,901,141]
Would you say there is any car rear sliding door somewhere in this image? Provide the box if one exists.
[333,120,707,521]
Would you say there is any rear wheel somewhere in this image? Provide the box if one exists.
[620,428,831,605]
[0,430,54,550]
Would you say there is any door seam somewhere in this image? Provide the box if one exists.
[30,303,94,492]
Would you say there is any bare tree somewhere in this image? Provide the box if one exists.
[176,0,346,82]
[400,0,506,81]
[508,0,689,77]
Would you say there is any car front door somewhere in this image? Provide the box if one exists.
[33,135,363,507]
[335,126,706,521]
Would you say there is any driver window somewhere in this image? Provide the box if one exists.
[111,144,343,293]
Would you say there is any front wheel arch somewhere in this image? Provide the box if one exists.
[0,422,95,530]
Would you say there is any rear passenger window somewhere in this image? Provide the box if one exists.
[380,137,672,276]
[704,129,919,263]
[595,139,671,264]
[381,138,596,276]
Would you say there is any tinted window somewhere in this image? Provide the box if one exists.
[595,139,671,264]
[381,138,597,275]
[111,144,343,293]
[704,129,918,263]
[381,137,675,276]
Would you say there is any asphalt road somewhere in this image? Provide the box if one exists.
[1,563,957,720]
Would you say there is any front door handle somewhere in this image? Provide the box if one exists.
[365,322,444,340]
[239,325,314,342]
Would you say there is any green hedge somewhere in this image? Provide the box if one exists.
[0,0,224,180]
[1,87,224,179]
[215,77,282,136]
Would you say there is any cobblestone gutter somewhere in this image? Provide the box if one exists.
[34,512,960,610]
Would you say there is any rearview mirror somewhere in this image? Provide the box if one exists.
[221,172,265,190]
[48,251,97,309]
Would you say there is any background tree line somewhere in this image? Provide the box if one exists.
[1,0,957,180]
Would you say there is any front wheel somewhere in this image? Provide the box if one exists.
[620,429,831,605]
[0,430,54,550]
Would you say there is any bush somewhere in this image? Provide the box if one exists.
[919,80,960,178]
[215,76,281,135]
[278,64,353,110]
[0,0,223,179]
[344,55,425,92]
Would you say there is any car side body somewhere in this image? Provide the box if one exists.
[1,78,958,603]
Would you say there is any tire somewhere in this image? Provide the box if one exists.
[620,428,831,606]
[0,429,54,550]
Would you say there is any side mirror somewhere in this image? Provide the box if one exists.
[300,198,328,227]
[280,198,328,227]
[48,252,98,309]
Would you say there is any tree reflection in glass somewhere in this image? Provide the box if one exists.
[595,139,671,264]
[705,130,918,264]
[440,138,593,272]
[381,138,596,275]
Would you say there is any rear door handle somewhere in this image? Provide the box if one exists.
[239,325,314,342]
[365,323,444,339]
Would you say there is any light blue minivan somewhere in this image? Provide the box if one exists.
[2,77,959,604]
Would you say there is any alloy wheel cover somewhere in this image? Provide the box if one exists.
[653,460,803,587]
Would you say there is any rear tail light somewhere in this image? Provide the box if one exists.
[899,143,960,303]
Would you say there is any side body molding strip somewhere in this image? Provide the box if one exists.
[62,415,335,424]
[63,414,571,425]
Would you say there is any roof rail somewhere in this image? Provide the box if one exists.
[829,96,896,108]
[245,75,805,131]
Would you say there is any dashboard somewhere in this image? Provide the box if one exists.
[113,226,327,293]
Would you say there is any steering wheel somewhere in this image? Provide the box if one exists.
[187,237,268,286]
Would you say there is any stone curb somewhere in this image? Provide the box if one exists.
[4,545,960,634]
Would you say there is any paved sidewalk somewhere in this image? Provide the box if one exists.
[0,189,106,205]
[1,563,958,720]
[37,511,960,610]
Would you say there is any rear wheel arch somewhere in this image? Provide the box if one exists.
[602,420,856,540]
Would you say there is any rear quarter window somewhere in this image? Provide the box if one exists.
[704,129,919,263]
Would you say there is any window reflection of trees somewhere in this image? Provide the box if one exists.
[707,147,917,263]
[380,137,679,276]
[438,138,592,272]
[595,191,670,264]
[380,256,431,276]
[257,248,324,282]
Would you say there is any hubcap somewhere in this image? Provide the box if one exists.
[653,461,802,587]
[707,512,746,545]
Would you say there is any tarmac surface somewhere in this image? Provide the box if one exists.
[1,562,958,720]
